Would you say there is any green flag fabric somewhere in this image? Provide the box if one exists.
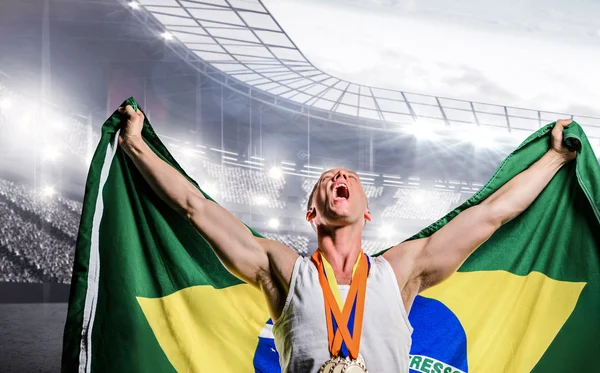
[62,97,600,373]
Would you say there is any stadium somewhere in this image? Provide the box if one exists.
[1,0,599,372]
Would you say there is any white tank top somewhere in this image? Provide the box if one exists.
[272,255,413,372]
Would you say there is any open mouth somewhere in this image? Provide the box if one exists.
[333,183,350,200]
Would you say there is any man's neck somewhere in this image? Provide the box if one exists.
[316,223,363,279]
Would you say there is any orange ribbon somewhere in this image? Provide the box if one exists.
[311,251,369,360]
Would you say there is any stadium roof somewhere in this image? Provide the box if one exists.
[137,0,600,139]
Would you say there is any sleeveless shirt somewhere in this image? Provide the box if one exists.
[272,255,413,372]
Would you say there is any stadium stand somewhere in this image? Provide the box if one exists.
[362,239,397,256]
[0,199,73,283]
[0,179,79,240]
[263,233,310,256]
[201,160,287,209]
[57,196,83,216]
[0,254,43,283]
[382,188,462,221]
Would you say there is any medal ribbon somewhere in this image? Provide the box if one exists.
[311,250,370,360]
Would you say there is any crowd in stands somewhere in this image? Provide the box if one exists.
[362,239,397,256]
[0,200,73,283]
[0,255,43,283]
[202,160,287,209]
[382,188,462,221]
[58,195,83,216]
[0,179,80,239]
[263,233,310,255]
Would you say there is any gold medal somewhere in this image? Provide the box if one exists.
[321,355,368,373]
[341,355,368,373]
[319,357,343,373]
[330,357,346,373]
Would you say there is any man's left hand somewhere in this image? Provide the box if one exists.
[550,119,577,163]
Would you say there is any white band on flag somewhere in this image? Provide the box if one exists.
[78,130,120,373]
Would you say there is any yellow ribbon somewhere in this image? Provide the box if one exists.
[320,250,362,308]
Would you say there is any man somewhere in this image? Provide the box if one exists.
[117,105,575,372]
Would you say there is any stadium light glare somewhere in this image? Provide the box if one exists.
[378,224,394,238]
[0,97,13,112]
[268,218,280,229]
[407,119,440,140]
[41,186,55,197]
[203,183,218,197]
[42,147,61,162]
[268,166,283,180]
[253,195,269,206]
[465,126,500,149]
[412,190,425,205]
[509,130,530,145]
[128,1,140,9]
[161,32,174,41]
[48,118,65,130]
[16,111,34,128]
[181,148,196,157]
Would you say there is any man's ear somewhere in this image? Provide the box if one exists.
[306,207,316,222]
[364,208,372,222]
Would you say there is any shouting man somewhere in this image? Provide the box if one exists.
[118,105,575,373]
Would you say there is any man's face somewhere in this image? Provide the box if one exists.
[306,168,371,228]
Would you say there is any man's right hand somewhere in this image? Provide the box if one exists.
[117,105,144,147]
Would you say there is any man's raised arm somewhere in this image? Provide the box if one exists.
[384,119,576,298]
[117,105,297,289]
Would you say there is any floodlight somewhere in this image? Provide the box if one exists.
[253,195,269,205]
[0,97,13,111]
[16,112,33,127]
[48,118,65,130]
[268,218,280,229]
[465,126,500,149]
[161,32,173,41]
[412,190,425,205]
[203,183,218,197]
[41,186,55,197]
[181,148,196,157]
[407,119,440,140]
[42,147,61,162]
[268,167,283,180]
[378,224,393,238]
[128,1,140,9]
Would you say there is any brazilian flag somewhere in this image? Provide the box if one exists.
[62,97,600,372]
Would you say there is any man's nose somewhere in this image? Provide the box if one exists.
[333,170,348,181]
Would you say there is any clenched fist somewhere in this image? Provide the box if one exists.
[117,105,145,147]
[550,119,576,163]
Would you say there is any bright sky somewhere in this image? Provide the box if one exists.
[262,0,600,117]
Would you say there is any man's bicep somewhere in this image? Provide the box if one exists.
[416,205,500,289]
[188,197,271,286]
